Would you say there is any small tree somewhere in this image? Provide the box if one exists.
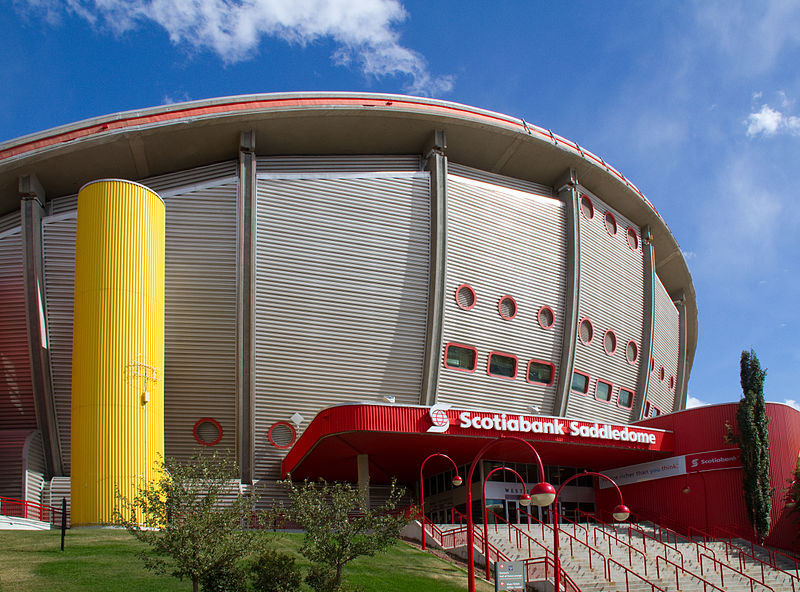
[737,349,773,540]
[280,477,409,592]
[116,451,260,592]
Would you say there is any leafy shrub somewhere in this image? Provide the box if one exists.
[250,549,302,592]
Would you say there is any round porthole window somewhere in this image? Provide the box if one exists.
[455,283,476,310]
[627,227,639,251]
[268,421,296,449]
[604,212,617,236]
[580,194,594,219]
[538,306,555,330]
[579,318,594,345]
[669,375,676,390]
[604,330,617,355]
[498,296,517,320]
[659,366,666,382]
[651,357,655,372]
[193,417,223,447]
[626,340,639,364]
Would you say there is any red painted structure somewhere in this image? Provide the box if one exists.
[597,402,800,551]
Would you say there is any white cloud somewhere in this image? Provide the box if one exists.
[781,399,800,411]
[686,395,710,408]
[22,0,453,96]
[746,103,800,137]
[681,250,696,260]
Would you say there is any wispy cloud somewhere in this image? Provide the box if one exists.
[746,102,800,137]
[694,0,800,75]
[19,0,453,96]
[781,399,800,411]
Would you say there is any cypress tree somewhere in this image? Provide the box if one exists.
[737,349,773,540]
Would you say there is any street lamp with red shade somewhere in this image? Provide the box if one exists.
[418,453,463,550]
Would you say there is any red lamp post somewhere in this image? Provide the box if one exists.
[552,472,630,592]
[481,466,531,580]
[464,436,556,592]
[419,453,463,551]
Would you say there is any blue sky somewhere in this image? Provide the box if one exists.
[3,0,799,409]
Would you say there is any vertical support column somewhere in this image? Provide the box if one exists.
[552,169,580,417]
[237,131,256,484]
[357,454,370,507]
[19,175,62,477]
[420,130,447,407]
[71,179,165,526]
[633,226,655,420]
[673,292,688,411]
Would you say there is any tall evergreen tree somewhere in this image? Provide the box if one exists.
[737,349,773,540]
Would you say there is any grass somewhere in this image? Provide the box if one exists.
[0,529,493,591]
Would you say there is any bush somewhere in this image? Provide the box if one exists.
[250,549,302,592]
[305,563,339,592]
[200,563,247,592]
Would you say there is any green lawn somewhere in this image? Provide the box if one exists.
[0,529,492,591]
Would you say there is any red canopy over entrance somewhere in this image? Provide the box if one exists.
[282,404,674,484]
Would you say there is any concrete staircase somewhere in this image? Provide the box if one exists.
[421,518,798,591]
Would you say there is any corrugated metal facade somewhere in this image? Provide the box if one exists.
[0,211,20,235]
[24,430,45,504]
[257,155,422,174]
[41,212,77,473]
[0,230,36,430]
[567,188,645,423]
[0,429,30,498]
[253,167,431,489]
[437,171,566,414]
[163,181,238,460]
[144,161,238,194]
[647,275,679,414]
[48,476,70,527]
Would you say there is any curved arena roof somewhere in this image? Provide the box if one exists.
[0,92,696,377]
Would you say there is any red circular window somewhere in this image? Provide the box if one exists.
[580,194,594,219]
[498,296,517,320]
[538,305,555,330]
[626,340,639,364]
[455,284,476,310]
[627,227,639,251]
[603,330,617,355]
[268,421,296,449]
[651,357,655,372]
[604,212,617,236]
[579,318,594,345]
[659,366,666,382]
[669,375,676,390]
[193,417,223,447]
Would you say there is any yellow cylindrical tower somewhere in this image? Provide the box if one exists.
[71,179,165,526]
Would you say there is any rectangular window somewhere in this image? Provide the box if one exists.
[444,343,477,372]
[571,370,590,394]
[595,380,613,402]
[527,360,555,386]
[488,352,518,379]
[618,388,634,409]
[644,401,661,417]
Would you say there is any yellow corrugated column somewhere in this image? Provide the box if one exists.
[71,179,165,526]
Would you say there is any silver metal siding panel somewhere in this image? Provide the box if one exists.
[448,163,554,197]
[437,174,566,414]
[25,431,45,504]
[163,182,238,461]
[143,161,238,194]
[648,275,680,414]
[0,232,36,430]
[47,195,78,217]
[41,215,76,473]
[568,187,645,423]
[0,211,20,235]
[48,476,70,527]
[254,173,431,482]
[257,155,422,174]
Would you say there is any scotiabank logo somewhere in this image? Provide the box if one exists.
[427,404,451,433]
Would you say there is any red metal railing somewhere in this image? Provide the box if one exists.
[699,552,776,592]
[591,526,647,575]
[712,524,800,579]
[523,555,581,592]
[655,554,725,592]
[607,558,667,592]
[0,496,63,526]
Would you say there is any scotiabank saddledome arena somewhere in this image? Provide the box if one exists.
[0,93,798,548]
